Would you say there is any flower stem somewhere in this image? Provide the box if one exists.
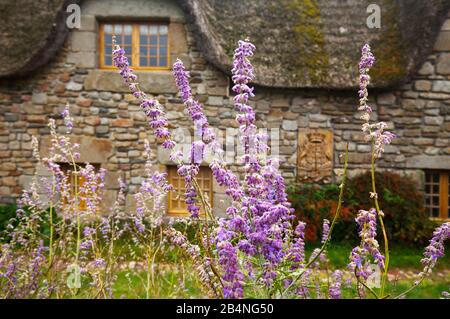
[282,144,349,295]
[370,139,389,297]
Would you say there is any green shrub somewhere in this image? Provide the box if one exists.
[346,171,435,245]
[0,204,18,233]
[288,171,436,245]
[0,204,55,243]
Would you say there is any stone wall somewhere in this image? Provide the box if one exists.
[0,0,449,215]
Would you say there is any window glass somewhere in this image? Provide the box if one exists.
[101,22,169,69]
[167,166,213,216]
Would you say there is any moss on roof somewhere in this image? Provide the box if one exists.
[0,0,448,89]
[0,0,74,77]
[181,0,450,88]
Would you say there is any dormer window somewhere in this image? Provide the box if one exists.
[99,22,169,70]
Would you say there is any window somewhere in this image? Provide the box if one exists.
[60,163,101,212]
[167,166,213,217]
[99,22,169,69]
[424,170,449,220]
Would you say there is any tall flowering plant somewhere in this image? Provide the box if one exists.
[112,38,449,299]
[0,37,447,299]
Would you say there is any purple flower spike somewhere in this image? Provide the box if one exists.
[112,39,175,149]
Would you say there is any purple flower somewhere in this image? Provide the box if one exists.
[94,258,107,268]
[321,219,330,244]
[113,40,175,149]
[421,222,449,273]
[357,44,395,158]
[348,208,385,279]
[217,241,244,298]
[61,104,73,133]
[191,141,205,165]
[288,221,306,266]
[329,270,343,299]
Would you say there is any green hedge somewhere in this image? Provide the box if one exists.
[288,171,436,245]
[0,204,18,233]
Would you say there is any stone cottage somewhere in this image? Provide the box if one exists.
[0,0,449,219]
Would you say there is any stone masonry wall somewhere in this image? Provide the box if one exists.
[0,0,449,216]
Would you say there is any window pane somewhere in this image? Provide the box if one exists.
[160,35,167,46]
[102,23,136,67]
[168,166,212,216]
[114,24,122,34]
[104,46,112,55]
[433,196,439,206]
[104,24,113,33]
[432,173,439,183]
[103,23,170,69]
[149,25,158,35]
[104,55,112,66]
[124,25,132,35]
[140,25,148,35]
[433,184,439,193]
[432,207,439,218]
[104,34,113,44]
[159,25,168,35]
[159,46,167,56]
[124,35,132,45]
[159,57,167,67]
[140,57,148,66]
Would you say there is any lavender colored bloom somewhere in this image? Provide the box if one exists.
[61,104,73,133]
[83,226,96,237]
[321,219,330,244]
[329,270,343,299]
[421,222,449,273]
[231,40,258,166]
[217,241,244,298]
[191,141,205,165]
[94,258,107,269]
[348,208,385,279]
[357,44,395,158]
[288,221,306,266]
[80,239,93,251]
[112,40,175,149]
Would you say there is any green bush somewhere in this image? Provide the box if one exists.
[0,204,55,242]
[346,171,435,245]
[0,204,18,233]
[287,171,436,245]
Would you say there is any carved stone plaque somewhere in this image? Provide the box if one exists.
[297,129,333,183]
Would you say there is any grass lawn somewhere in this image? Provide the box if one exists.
[110,242,449,299]
[308,242,450,270]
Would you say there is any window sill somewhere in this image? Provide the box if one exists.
[429,217,450,222]
[84,69,178,94]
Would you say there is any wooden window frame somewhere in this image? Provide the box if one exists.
[99,21,170,71]
[167,165,213,217]
[424,170,449,221]
[59,163,101,213]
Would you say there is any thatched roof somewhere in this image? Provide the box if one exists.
[0,0,449,89]
[0,0,79,78]
[180,0,450,89]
